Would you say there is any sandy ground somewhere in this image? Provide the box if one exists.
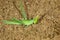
[0,0,60,40]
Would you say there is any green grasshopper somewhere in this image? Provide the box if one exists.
[2,0,39,26]
[3,15,39,26]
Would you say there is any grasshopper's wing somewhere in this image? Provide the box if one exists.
[11,18,22,23]
[2,20,22,25]
[2,18,22,25]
